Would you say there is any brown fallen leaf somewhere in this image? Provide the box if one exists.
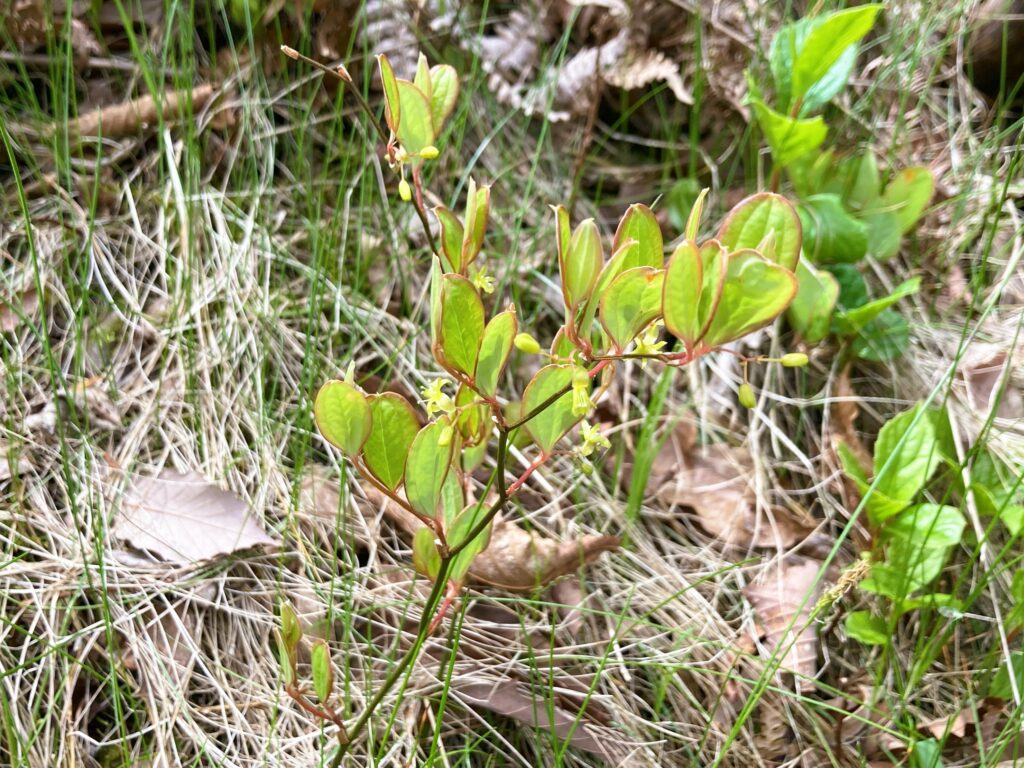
[743,557,822,691]
[452,678,632,761]
[70,84,215,139]
[111,469,280,564]
[830,365,872,473]
[655,442,812,549]
[0,285,39,332]
[959,345,1024,421]
[358,486,618,590]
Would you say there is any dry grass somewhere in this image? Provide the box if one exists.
[1,1,1023,767]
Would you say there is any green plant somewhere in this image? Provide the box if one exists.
[837,402,1024,647]
[751,4,935,362]
[275,50,807,759]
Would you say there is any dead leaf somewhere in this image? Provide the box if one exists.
[70,84,215,139]
[111,469,280,564]
[0,285,39,332]
[358,485,618,590]
[452,678,631,761]
[655,442,812,549]
[830,366,872,472]
[743,557,822,691]
[959,345,1024,421]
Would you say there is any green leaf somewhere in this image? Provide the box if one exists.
[413,53,432,102]
[852,310,909,361]
[837,441,870,489]
[662,241,705,350]
[613,204,664,269]
[845,611,889,646]
[701,250,798,347]
[872,403,940,513]
[521,365,579,454]
[909,738,943,768]
[881,166,934,234]
[686,188,709,242]
[790,5,882,107]
[862,205,903,259]
[787,258,839,343]
[798,194,868,264]
[434,206,464,273]
[363,393,420,492]
[666,178,701,234]
[412,526,442,580]
[310,639,333,702]
[716,192,802,270]
[599,267,665,351]
[377,54,400,133]
[448,502,492,584]
[438,274,485,377]
[404,419,455,519]
[752,99,828,169]
[770,20,859,113]
[865,540,949,597]
[461,179,489,268]
[475,309,517,397]
[887,504,965,549]
[314,380,371,457]
[428,64,459,133]
[560,219,602,310]
[835,277,920,336]
[395,80,435,157]
[827,263,869,309]
[989,651,1024,700]
[825,152,880,210]
[279,603,301,652]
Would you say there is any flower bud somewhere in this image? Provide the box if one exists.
[738,382,756,409]
[438,425,454,447]
[781,352,809,368]
[398,178,412,202]
[419,145,440,160]
[513,333,541,354]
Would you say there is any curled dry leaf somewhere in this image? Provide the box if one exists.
[743,557,822,691]
[654,440,812,549]
[358,485,618,590]
[111,469,280,565]
[958,344,1024,421]
[70,84,215,139]
[452,678,631,761]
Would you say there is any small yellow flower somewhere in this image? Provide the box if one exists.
[470,265,495,295]
[571,366,596,417]
[398,178,412,202]
[421,378,454,417]
[633,322,666,366]
[578,421,611,457]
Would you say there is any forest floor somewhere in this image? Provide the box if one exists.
[1,2,1023,767]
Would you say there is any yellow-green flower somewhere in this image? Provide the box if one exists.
[633,322,666,365]
[571,366,596,417]
[578,421,610,457]
[421,378,454,417]
[470,265,495,295]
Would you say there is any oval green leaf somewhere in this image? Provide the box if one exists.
[662,241,703,349]
[881,166,933,234]
[560,219,602,310]
[461,180,489,268]
[787,258,839,344]
[717,192,803,270]
[377,54,400,134]
[521,364,579,454]
[310,639,333,702]
[612,204,663,269]
[434,206,464,273]
[429,64,459,133]
[600,267,664,351]
[412,526,442,580]
[404,418,455,519]
[701,250,798,347]
[395,80,434,157]
[798,194,868,264]
[448,502,493,585]
[438,274,485,378]
[751,99,828,170]
[314,380,371,457]
[475,309,517,397]
[363,393,420,492]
